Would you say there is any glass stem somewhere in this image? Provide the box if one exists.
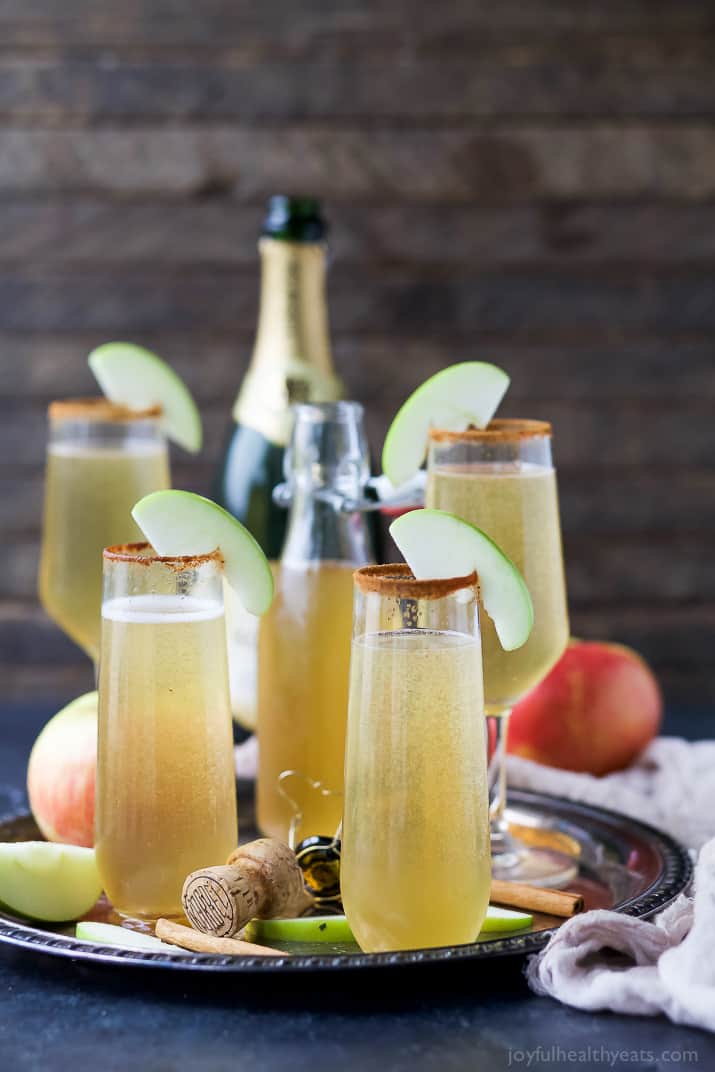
[487,710,513,852]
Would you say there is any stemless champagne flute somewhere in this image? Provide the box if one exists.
[342,564,490,953]
[38,399,170,668]
[426,420,573,886]
[95,543,237,921]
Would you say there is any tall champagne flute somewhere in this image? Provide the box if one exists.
[426,420,573,885]
[342,564,490,952]
[38,399,170,669]
[96,543,237,920]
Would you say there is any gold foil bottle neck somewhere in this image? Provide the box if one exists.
[233,237,342,446]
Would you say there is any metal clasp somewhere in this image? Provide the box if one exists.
[272,471,426,514]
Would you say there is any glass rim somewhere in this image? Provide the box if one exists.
[353,563,478,599]
[48,398,163,423]
[428,418,552,444]
[291,400,364,423]
[103,542,223,569]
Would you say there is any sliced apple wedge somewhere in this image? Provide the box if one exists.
[88,342,202,453]
[132,490,274,616]
[382,362,509,487]
[481,906,533,933]
[244,915,354,944]
[244,910,530,944]
[75,921,191,954]
[390,509,533,650]
[0,842,102,922]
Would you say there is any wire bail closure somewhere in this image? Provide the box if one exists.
[272,473,426,514]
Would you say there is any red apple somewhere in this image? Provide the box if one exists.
[27,692,97,847]
[507,641,663,776]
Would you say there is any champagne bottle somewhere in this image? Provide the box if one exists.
[216,196,343,729]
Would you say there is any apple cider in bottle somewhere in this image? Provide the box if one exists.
[256,402,375,843]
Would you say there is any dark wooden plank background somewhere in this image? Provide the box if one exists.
[0,0,713,708]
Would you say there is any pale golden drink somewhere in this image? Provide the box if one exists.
[427,460,569,713]
[96,547,237,920]
[341,565,490,953]
[256,401,374,844]
[257,561,355,841]
[39,401,169,662]
[426,420,573,886]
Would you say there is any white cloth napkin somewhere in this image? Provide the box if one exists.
[507,738,715,1031]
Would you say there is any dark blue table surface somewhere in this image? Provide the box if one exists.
[1,699,713,1072]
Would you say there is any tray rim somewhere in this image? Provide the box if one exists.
[0,789,693,976]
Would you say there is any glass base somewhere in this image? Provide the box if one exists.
[490,823,579,888]
[491,844,579,887]
[114,910,184,930]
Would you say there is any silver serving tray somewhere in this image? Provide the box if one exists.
[0,790,691,978]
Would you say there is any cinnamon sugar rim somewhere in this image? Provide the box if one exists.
[354,563,478,599]
[428,419,551,444]
[48,398,163,422]
[103,542,223,570]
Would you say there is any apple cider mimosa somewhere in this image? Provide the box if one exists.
[343,629,490,951]
[425,418,573,885]
[427,459,569,714]
[39,400,170,663]
[341,565,490,953]
[96,545,237,920]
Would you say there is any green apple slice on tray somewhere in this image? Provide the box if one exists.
[88,342,203,453]
[244,907,532,946]
[382,361,510,487]
[245,915,355,944]
[0,842,102,922]
[132,490,274,616]
[75,921,192,954]
[480,907,533,933]
[390,509,533,651]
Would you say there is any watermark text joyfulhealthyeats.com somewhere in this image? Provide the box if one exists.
[507,1045,699,1067]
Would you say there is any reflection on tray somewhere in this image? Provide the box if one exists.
[506,822,581,858]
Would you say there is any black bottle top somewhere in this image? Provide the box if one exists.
[261,196,326,242]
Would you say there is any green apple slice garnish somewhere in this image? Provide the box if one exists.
[382,362,510,487]
[390,508,533,650]
[88,342,202,453]
[0,842,102,922]
[132,490,274,616]
[481,906,533,933]
[244,915,354,944]
[75,921,191,954]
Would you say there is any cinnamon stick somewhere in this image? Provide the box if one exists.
[490,879,584,918]
[155,918,286,957]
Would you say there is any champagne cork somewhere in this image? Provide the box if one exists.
[182,838,312,938]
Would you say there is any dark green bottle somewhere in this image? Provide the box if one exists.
[216,197,342,558]
[216,196,343,729]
